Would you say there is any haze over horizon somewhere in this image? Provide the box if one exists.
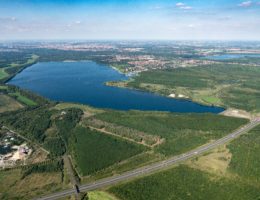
[1,0,260,41]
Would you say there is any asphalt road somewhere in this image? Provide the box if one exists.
[35,120,260,200]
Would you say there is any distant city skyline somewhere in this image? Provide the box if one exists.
[1,0,260,40]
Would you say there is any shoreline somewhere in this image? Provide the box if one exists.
[4,58,258,117]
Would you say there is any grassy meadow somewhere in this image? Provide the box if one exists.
[9,92,37,106]
[0,94,23,113]
[0,168,64,200]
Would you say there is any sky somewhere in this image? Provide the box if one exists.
[0,0,260,40]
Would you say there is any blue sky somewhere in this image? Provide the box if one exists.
[0,0,260,40]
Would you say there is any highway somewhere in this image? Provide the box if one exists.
[35,119,260,200]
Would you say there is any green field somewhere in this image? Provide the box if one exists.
[9,92,37,106]
[95,110,248,156]
[0,106,53,143]
[109,165,260,200]
[0,85,8,90]
[0,68,8,80]
[202,96,222,104]
[70,126,146,176]
[125,64,260,112]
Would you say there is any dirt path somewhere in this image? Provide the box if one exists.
[87,125,163,148]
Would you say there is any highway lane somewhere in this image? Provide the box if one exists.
[35,120,260,200]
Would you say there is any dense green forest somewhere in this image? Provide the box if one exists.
[95,110,248,156]
[55,108,83,146]
[0,45,259,200]
[228,125,260,182]
[0,51,32,68]
[127,64,260,112]
[21,159,64,178]
[70,126,146,176]
[109,165,260,200]
[0,106,53,143]
[109,124,260,200]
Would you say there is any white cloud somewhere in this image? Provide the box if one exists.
[180,6,192,10]
[75,20,81,24]
[176,2,185,7]
[238,1,252,7]
[176,2,192,10]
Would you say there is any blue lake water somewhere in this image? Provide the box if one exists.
[205,54,260,60]
[8,61,224,113]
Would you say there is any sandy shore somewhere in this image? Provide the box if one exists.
[220,108,254,119]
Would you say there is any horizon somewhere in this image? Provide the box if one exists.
[1,0,260,40]
[1,39,260,42]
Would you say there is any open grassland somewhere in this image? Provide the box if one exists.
[70,126,146,176]
[0,85,8,90]
[0,94,23,113]
[109,165,260,200]
[9,92,37,106]
[88,191,119,200]
[95,110,248,156]
[0,68,8,80]
[0,169,64,200]
[125,64,260,112]
[187,145,232,176]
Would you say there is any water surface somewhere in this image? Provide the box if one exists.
[8,61,224,113]
[205,54,260,60]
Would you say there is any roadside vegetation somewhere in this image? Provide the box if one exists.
[228,124,260,183]
[0,167,65,200]
[109,165,260,200]
[108,124,260,200]
[88,191,119,200]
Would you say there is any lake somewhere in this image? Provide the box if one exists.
[205,54,260,60]
[8,61,224,113]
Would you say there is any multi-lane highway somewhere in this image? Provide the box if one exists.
[35,119,260,200]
